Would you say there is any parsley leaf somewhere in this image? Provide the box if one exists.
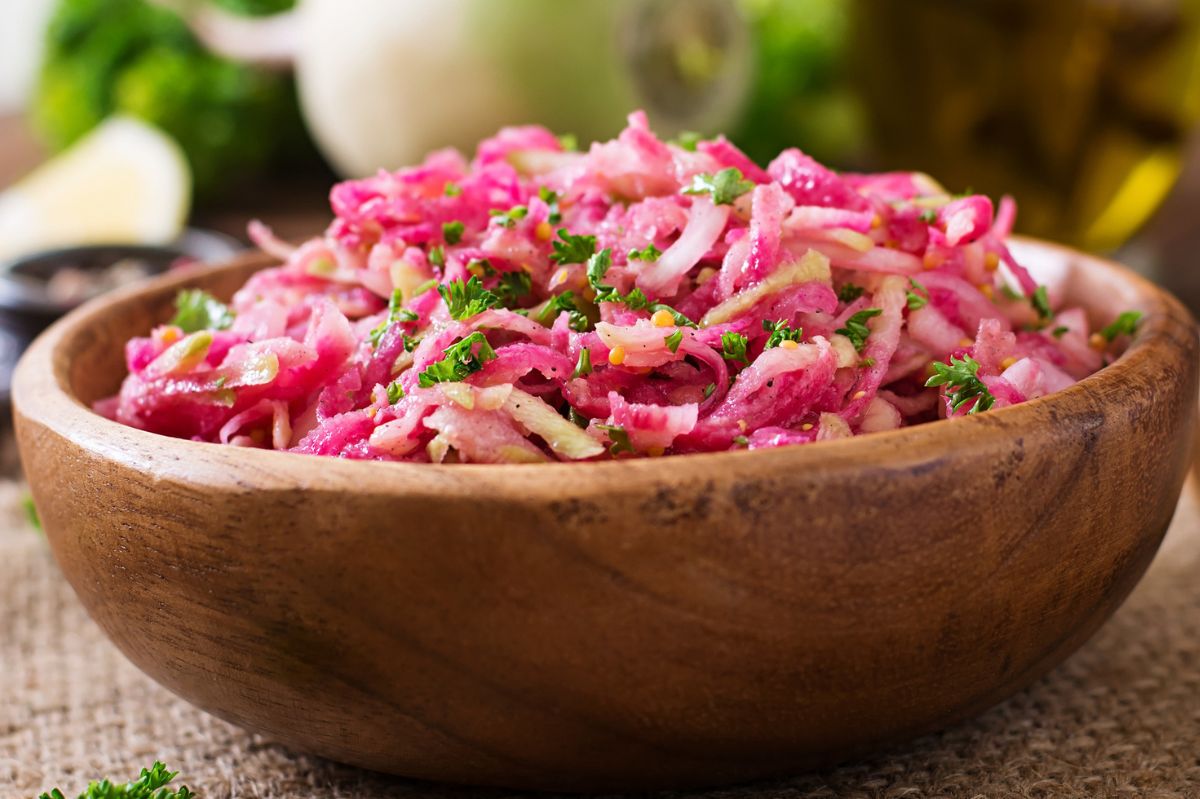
[682,167,755,205]
[489,206,528,228]
[664,329,684,353]
[732,435,749,447]
[907,278,928,311]
[672,131,704,151]
[494,271,532,307]
[763,319,804,348]
[444,183,462,197]
[596,423,636,455]
[721,331,749,364]
[837,283,865,303]
[586,247,612,287]
[571,348,592,378]
[386,380,405,404]
[442,220,465,244]
[918,208,939,224]
[925,355,996,414]
[38,761,194,799]
[649,303,697,328]
[428,245,446,268]
[627,244,663,262]
[1031,285,1052,320]
[551,228,598,265]
[703,382,716,398]
[368,289,417,347]
[438,277,500,320]
[1051,325,1070,338]
[1101,310,1143,342]
[170,289,234,333]
[417,332,497,387]
[835,308,882,352]
[535,291,590,331]
[558,133,578,152]
[537,187,562,224]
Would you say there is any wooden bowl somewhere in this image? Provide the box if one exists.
[13,239,1198,792]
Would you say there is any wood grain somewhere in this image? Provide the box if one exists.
[11,240,1199,791]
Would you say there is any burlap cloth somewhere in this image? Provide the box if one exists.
[3,477,1199,799]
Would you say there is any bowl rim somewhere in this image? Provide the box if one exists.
[12,236,1197,488]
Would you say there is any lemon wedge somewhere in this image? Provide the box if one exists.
[0,116,191,261]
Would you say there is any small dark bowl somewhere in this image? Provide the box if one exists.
[0,229,241,402]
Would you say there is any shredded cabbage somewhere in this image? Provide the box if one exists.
[102,111,1135,462]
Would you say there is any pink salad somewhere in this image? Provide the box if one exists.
[103,112,1140,462]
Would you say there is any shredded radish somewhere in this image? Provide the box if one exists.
[103,112,1137,461]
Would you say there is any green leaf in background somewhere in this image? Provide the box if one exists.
[34,0,317,199]
[734,0,866,166]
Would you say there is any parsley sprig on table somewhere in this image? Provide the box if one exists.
[925,355,996,414]
[39,761,193,799]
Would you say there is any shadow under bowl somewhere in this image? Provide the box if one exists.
[11,239,1199,791]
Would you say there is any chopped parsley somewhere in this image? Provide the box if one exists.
[428,245,445,268]
[551,228,598,265]
[442,220,465,244]
[1031,285,1052,320]
[417,332,496,388]
[664,329,684,353]
[918,208,938,224]
[558,133,578,152]
[368,288,418,347]
[538,187,562,224]
[999,285,1024,302]
[38,761,193,799]
[443,182,462,197]
[627,243,663,262]
[1051,325,1070,338]
[385,380,404,404]
[1100,310,1143,342]
[763,319,803,348]
[596,423,635,455]
[170,289,234,333]
[682,167,755,205]
[703,382,716,398]
[582,247,697,324]
[438,276,500,320]
[412,278,440,297]
[587,247,613,287]
[649,303,697,328]
[672,130,704,151]
[535,290,590,331]
[569,407,589,428]
[837,283,865,303]
[494,271,532,307]
[906,278,928,311]
[925,355,996,414]
[835,308,882,352]
[489,205,528,228]
[732,435,749,447]
[721,331,749,364]
[860,357,877,367]
[572,348,592,378]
